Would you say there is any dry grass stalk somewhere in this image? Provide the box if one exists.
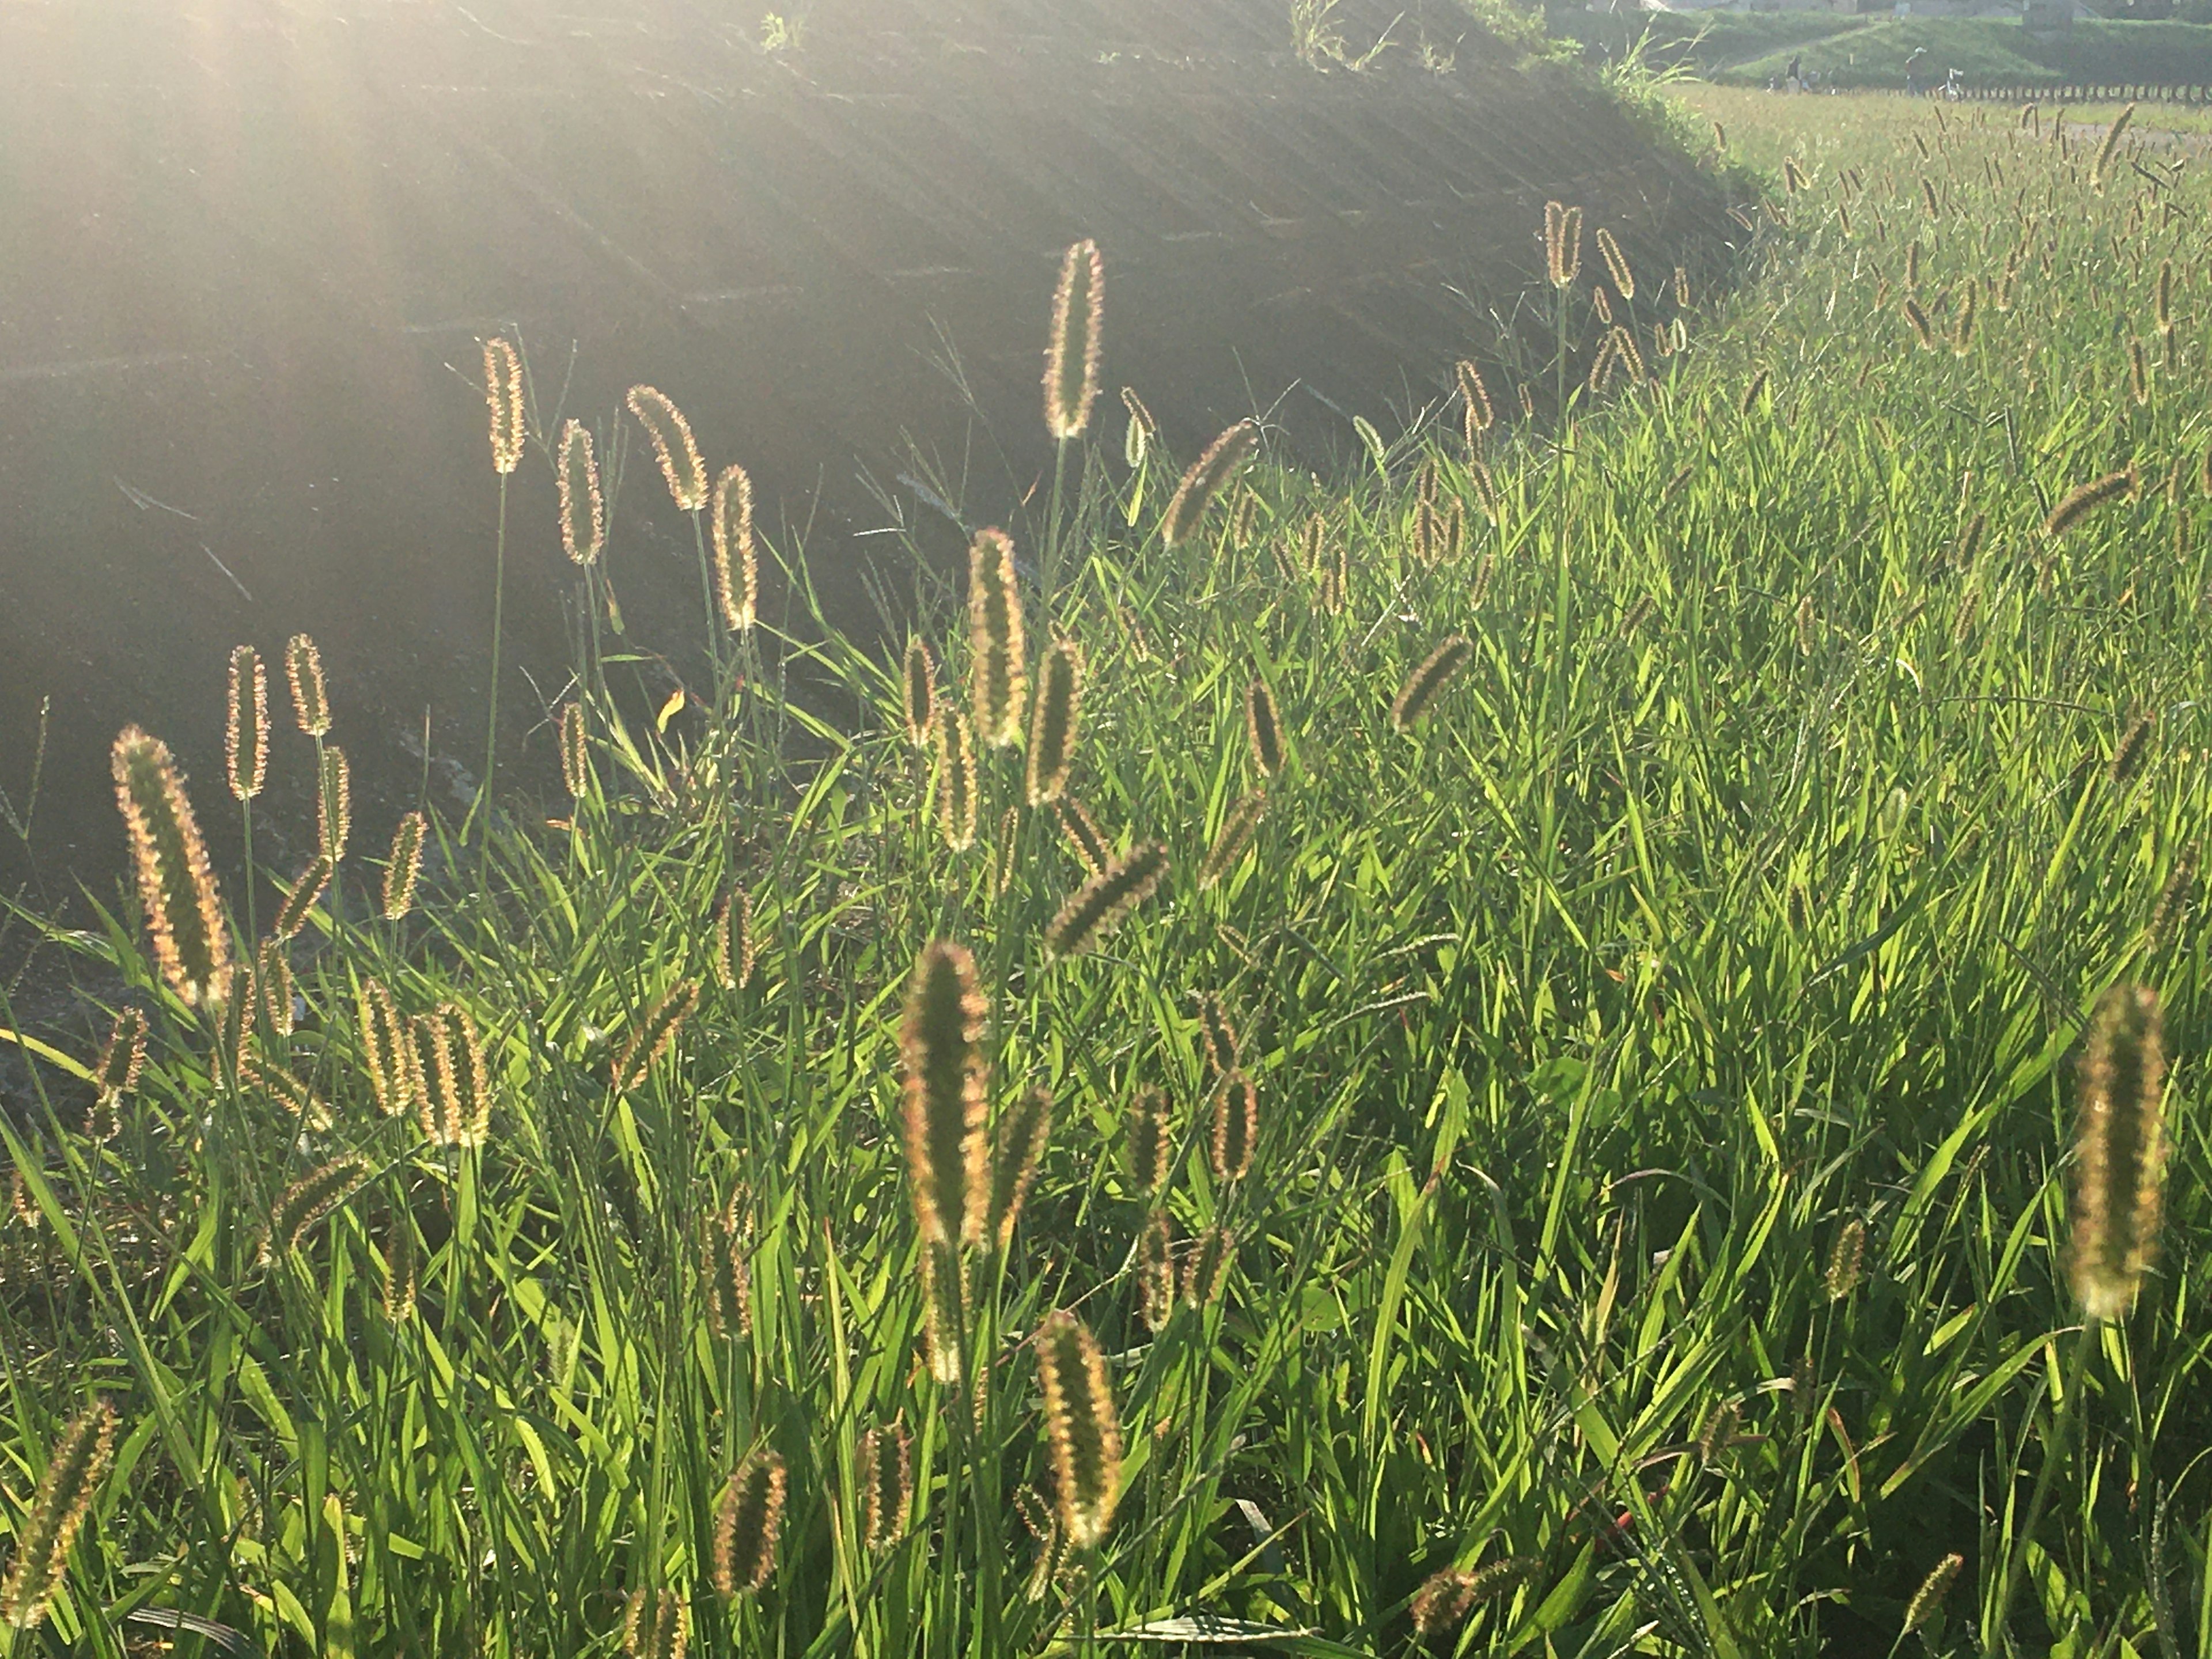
[1161,421,1260,547]
[714,1447,789,1597]
[1035,1310,1123,1550]
[1390,638,1473,733]
[2070,983,2165,1319]
[286,633,331,737]
[935,702,979,853]
[623,1588,689,1659]
[1044,238,1105,440]
[1198,788,1268,892]
[112,728,231,1008]
[226,646,267,802]
[968,528,1029,748]
[1043,842,1170,960]
[557,420,605,566]
[711,463,758,632]
[902,638,936,748]
[483,337,524,475]
[627,386,708,511]
[1027,638,1085,806]
[383,811,425,921]
[987,1088,1052,1252]
[0,1397,118,1631]
[900,941,989,1252]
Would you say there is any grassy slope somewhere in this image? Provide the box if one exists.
[7,85,2212,1659]
[1721,16,2212,86]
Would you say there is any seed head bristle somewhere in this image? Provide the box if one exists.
[1196,993,1241,1078]
[1026,638,1085,806]
[1043,842,1170,961]
[1121,385,1157,468]
[1127,1089,1173,1195]
[1183,1224,1236,1308]
[1044,238,1105,441]
[1035,1309,1123,1551]
[94,1006,147,1103]
[1902,1554,1965,1635]
[1198,788,1268,893]
[112,727,232,1008]
[967,528,1029,748]
[1390,637,1474,733]
[1055,796,1111,875]
[711,462,759,632]
[2070,982,2166,1320]
[1592,286,1614,328]
[623,1588,690,1659]
[1161,421,1261,548]
[317,745,351,862]
[1455,360,1494,435]
[1211,1069,1257,1183]
[615,982,699,1097]
[935,702,980,853]
[1675,264,1692,308]
[285,633,331,738]
[226,646,268,802]
[1138,1209,1176,1333]
[714,887,756,992]
[559,703,590,800]
[274,857,334,942]
[1609,324,1646,383]
[902,637,937,748]
[1543,200,1582,289]
[557,419,605,566]
[272,1153,371,1251]
[900,941,990,1252]
[1825,1217,1866,1301]
[626,385,709,511]
[1596,225,1635,299]
[987,1088,1052,1253]
[383,811,426,921]
[359,979,418,1119]
[713,1446,789,1598]
[256,938,295,1040]
[0,1397,118,1631]
[483,337,524,475]
[858,1421,913,1552]
[2045,467,2136,536]
[1244,677,1283,778]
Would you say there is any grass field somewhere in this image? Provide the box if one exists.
[4,86,2212,1659]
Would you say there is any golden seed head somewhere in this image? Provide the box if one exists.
[713,1446,788,1598]
[1455,360,1494,434]
[1674,265,1692,308]
[993,804,1022,900]
[702,1186,755,1343]
[1137,1209,1177,1334]
[557,419,605,566]
[256,938,295,1040]
[623,1588,690,1659]
[711,462,758,632]
[0,1397,118,1631]
[1183,1224,1237,1308]
[1026,638,1085,807]
[935,702,979,853]
[2092,102,2135,195]
[285,633,331,737]
[415,1002,492,1147]
[1952,283,1978,355]
[1197,787,1268,893]
[858,1421,914,1552]
[483,336,525,475]
[1410,1569,1480,1641]
[626,385,709,512]
[559,702,590,800]
[1211,1069,1257,1183]
[1126,1089,1173,1196]
[1390,637,1474,733]
[1035,1310,1123,1551]
[383,811,426,921]
[1055,796,1111,875]
[900,941,990,1252]
[1161,421,1261,548]
[613,982,699,1097]
[317,745,351,862]
[1196,992,1241,1077]
[902,637,937,748]
[2157,257,2174,332]
[94,1006,147,1101]
[1043,842,1170,961]
[111,727,231,1009]
[1044,238,1105,441]
[2070,982,2165,1320]
[226,645,268,802]
[2150,842,2198,949]
[967,528,1029,748]
[987,1088,1052,1253]
[1592,285,1613,327]
[2111,707,2155,786]
[919,1240,967,1386]
[380,1201,418,1323]
[714,886,755,992]
[1596,225,1635,299]
[358,979,418,1119]
[1902,1553,1965,1635]
[1609,324,1646,384]
[1825,1217,1866,1302]
[272,1153,372,1251]
[1120,385,1157,469]
[273,857,333,942]
[1543,200,1583,288]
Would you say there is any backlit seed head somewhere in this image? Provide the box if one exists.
[380,1201,418,1323]
[383,811,426,921]
[226,646,268,802]
[1585,333,1618,396]
[274,858,334,942]
[902,637,936,748]
[1592,286,1614,328]
[1043,842,1170,961]
[483,337,525,475]
[94,1007,147,1101]
[272,1153,371,1251]
[557,420,605,566]
[1696,1399,1740,1467]
[1609,324,1646,383]
[858,1421,913,1552]
[993,805,1022,900]
[1410,1570,1480,1642]
[0,1397,118,1631]
[623,1588,690,1659]
[2070,983,2165,1320]
[714,887,755,992]
[614,982,698,1097]
[1211,1069,1257,1183]
[112,728,232,1009]
[1674,265,1692,308]
[920,1240,967,1386]
[1902,294,1934,351]
[2044,467,2135,537]
[1034,1310,1123,1551]
[359,979,418,1119]
[711,462,758,631]
[1055,796,1111,875]
[559,703,590,800]
[935,702,980,853]
[256,938,295,1041]
[968,528,1029,748]
[1196,993,1241,1078]
[1127,1089,1173,1196]
[414,1003,491,1148]
[626,385,708,511]
[713,1447,789,1598]
[317,745,351,862]
[1161,421,1261,548]
[702,1187,755,1343]
[900,941,990,1252]
[1902,1553,1964,1635]
[1391,637,1473,733]
[1953,283,1978,355]
[1121,386,1157,468]
[1455,359,1494,434]
[1596,226,1635,299]
[1543,200,1582,289]
[285,633,331,737]
[2092,102,2135,195]
[1795,594,1815,657]
[1183,1224,1236,1308]
[1245,677,1283,778]
[1198,788,1268,893]
[987,1088,1052,1253]
[1026,638,1085,806]
[1825,1217,1866,1301]
[1044,238,1105,441]
[1137,1209,1176,1333]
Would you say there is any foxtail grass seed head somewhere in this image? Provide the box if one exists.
[1044,238,1105,440]
[1903,1554,1965,1635]
[0,1397,118,1631]
[1026,638,1084,806]
[226,646,268,802]
[559,702,589,799]
[2111,708,2155,786]
[1543,200,1582,289]
[1211,1069,1257,1183]
[1591,286,1613,328]
[1796,594,1815,657]
[1825,1217,1866,1301]
[359,979,416,1118]
[1953,282,1978,355]
[2092,103,2135,195]
[1586,333,1618,396]
[1035,1310,1123,1551]
[1955,510,1987,570]
[713,1447,788,1598]
[900,941,990,1252]
[1127,1089,1172,1195]
[112,728,231,1008]
[2070,983,2166,1320]
[2046,467,2137,536]
[987,1088,1052,1252]
[285,632,331,737]
[702,1191,754,1342]
[902,637,935,748]
[1055,796,1110,874]
[1198,787,1268,893]
[993,805,1022,900]
[1596,225,1635,299]
[381,1204,418,1323]
[255,938,294,1040]
[274,857,333,941]
[615,982,698,1097]
[1121,385,1156,468]
[484,336,524,475]
[935,702,979,853]
[1675,264,1692,308]
[1902,296,1934,350]
[1043,842,1170,960]
[1919,176,1938,218]
[272,1153,371,1251]
[383,810,425,920]
[317,744,351,862]
[623,1588,689,1659]
[1161,420,1260,548]
[920,1241,967,1386]
[1390,637,1473,733]
[1196,992,1241,1077]
[968,528,1029,748]
[627,385,708,511]
[2151,843,2198,949]
[557,419,605,566]
[714,887,755,992]
[1456,359,1494,434]
[1609,324,1646,384]
[1244,676,1283,778]
[2157,257,2173,332]
[1741,368,1772,414]
[1138,1209,1176,1333]
[711,462,758,631]
[95,1006,147,1100]
[859,1422,912,1552]
[415,1002,491,1147]
[1183,1224,1236,1308]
